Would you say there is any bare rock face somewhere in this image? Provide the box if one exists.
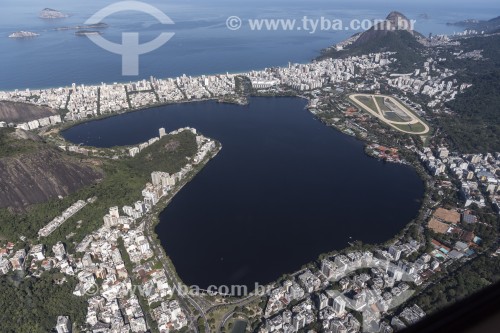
[0,101,57,123]
[385,11,415,32]
[354,12,418,46]
[0,130,102,210]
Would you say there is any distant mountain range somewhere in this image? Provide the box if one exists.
[447,16,500,33]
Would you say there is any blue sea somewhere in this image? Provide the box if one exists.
[6,0,499,288]
[1,0,499,91]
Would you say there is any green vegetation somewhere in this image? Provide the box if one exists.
[439,34,500,152]
[319,30,425,72]
[0,128,39,158]
[357,96,378,113]
[393,122,427,133]
[235,75,252,96]
[0,272,87,333]
[374,96,390,112]
[442,70,500,152]
[412,254,500,314]
[0,130,198,252]
[197,317,206,332]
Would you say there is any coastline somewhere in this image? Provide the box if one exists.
[1,27,446,331]
[1,8,499,332]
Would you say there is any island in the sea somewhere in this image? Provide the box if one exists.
[54,23,108,31]
[1,9,500,333]
[39,8,69,19]
[8,31,40,39]
[75,30,102,37]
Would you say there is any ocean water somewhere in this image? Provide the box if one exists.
[1,0,499,91]
[19,0,499,287]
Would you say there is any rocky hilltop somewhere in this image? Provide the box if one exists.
[319,11,425,72]
[0,129,102,210]
[39,8,68,19]
[353,11,422,46]
[0,101,57,123]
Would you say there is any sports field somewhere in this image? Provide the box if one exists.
[349,94,430,135]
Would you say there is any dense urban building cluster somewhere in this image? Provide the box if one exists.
[247,53,393,92]
[0,74,236,126]
[15,114,62,131]
[259,241,430,333]
[1,16,499,332]
[419,149,500,211]
[0,128,218,332]
[68,128,217,332]
[385,59,470,110]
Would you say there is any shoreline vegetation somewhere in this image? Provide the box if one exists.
[31,93,426,307]
[4,85,429,257]
[0,72,485,333]
[1,12,499,331]
[53,93,429,275]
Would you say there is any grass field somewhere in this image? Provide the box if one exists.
[357,96,377,111]
[349,94,430,135]
[384,111,407,122]
[374,96,391,112]
[394,122,427,133]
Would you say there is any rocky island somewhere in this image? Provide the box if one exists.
[39,8,69,19]
[1,6,500,333]
[54,23,108,31]
[8,31,40,38]
[75,30,102,37]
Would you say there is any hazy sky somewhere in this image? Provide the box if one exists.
[4,0,500,14]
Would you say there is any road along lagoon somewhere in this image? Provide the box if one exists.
[63,97,424,289]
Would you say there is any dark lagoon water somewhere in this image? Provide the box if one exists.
[63,97,424,288]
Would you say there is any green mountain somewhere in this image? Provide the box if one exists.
[318,12,425,72]
[440,34,500,153]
